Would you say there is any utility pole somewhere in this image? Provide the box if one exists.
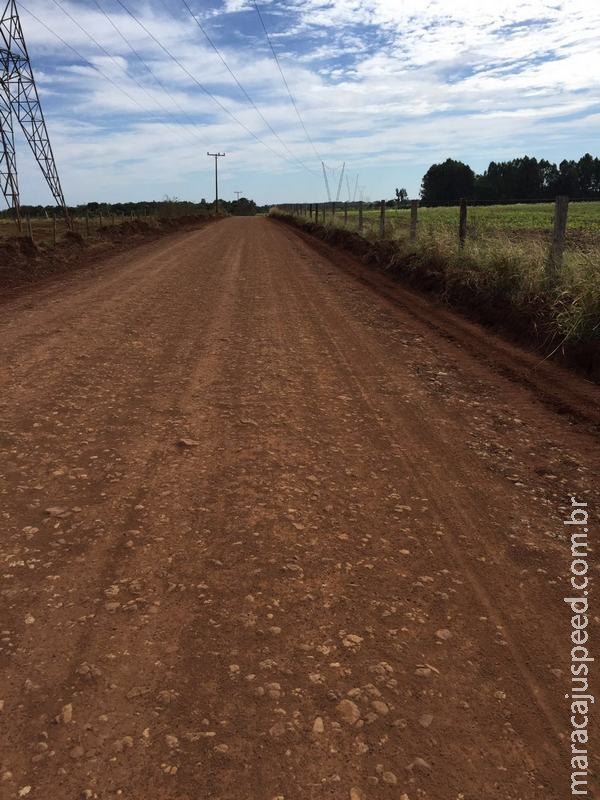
[207,151,225,214]
[1,0,69,229]
[234,190,243,201]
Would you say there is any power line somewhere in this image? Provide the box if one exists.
[49,0,202,147]
[20,2,201,152]
[178,0,317,176]
[89,0,208,145]
[114,0,309,169]
[252,0,321,161]
[21,4,150,115]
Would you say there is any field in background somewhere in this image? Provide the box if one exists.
[0,209,195,245]
[361,201,600,233]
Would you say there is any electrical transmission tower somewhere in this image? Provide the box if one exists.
[1,0,69,229]
[321,161,346,204]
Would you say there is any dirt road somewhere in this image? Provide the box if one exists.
[1,217,599,800]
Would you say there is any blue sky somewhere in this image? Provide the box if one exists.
[6,0,600,206]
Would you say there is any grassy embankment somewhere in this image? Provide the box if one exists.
[286,202,600,349]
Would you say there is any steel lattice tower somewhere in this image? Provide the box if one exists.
[0,0,68,228]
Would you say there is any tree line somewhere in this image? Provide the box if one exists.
[0,196,263,220]
[420,154,600,206]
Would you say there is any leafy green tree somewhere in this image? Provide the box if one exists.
[421,159,475,205]
[395,187,408,206]
[554,159,580,195]
[229,197,257,216]
[577,153,600,195]
[539,160,559,197]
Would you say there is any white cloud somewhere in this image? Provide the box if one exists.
[6,0,600,204]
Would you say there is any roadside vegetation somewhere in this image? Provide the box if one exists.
[272,201,600,377]
[354,203,600,345]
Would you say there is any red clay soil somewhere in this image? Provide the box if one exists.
[0,217,599,800]
[0,215,215,296]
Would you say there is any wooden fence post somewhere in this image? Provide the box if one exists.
[358,201,363,234]
[344,202,348,227]
[410,200,419,243]
[26,215,33,240]
[379,200,386,238]
[548,195,569,279]
[52,213,57,246]
[458,198,468,249]
[85,211,90,237]
[315,203,319,223]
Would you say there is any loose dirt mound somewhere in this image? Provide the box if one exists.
[0,214,218,295]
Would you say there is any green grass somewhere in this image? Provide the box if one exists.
[357,200,600,232]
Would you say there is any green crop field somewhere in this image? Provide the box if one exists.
[357,201,600,234]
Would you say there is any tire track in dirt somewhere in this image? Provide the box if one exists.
[0,225,228,406]
[280,232,567,736]
[262,227,566,792]
[254,219,599,795]
[0,226,247,796]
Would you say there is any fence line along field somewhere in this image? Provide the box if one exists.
[0,215,121,244]
[0,208,202,245]
[330,200,600,235]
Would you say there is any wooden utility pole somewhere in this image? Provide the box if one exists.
[410,200,419,243]
[458,198,468,249]
[207,152,225,214]
[548,195,569,280]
